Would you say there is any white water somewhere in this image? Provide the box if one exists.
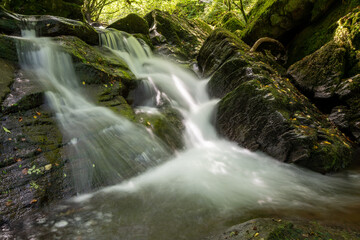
[17,30,171,192]
[16,29,360,239]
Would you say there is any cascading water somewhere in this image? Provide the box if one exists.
[14,28,360,239]
[17,29,171,193]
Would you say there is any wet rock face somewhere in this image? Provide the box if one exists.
[144,9,211,61]
[241,0,337,45]
[0,68,74,224]
[198,29,353,173]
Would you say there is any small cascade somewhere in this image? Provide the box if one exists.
[13,28,360,240]
[17,29,170,193]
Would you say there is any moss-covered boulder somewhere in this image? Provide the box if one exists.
[2,0,84,20]
[0,34,19,62]
[108,13,149,36]
[220,12,244,33]
[198,29,354,173]
[56,36,134,86]
[144,9,211,60]
[209,218,360,240]
[287,42,347,100]
[0,59,15,107]
[287,1,360,64]
[288,8,360,143]
[241,0,336,45]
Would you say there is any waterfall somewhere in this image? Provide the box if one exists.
[14,28,360,239]
[17,29,171,193]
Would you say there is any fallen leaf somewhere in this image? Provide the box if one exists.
[33,116,37,119]
[82,81,85,85]
[3,127,11,133]
[22,168,28,175]
[19,117,23,122]
[16,158,22,162]
[30,199,38,204]
[254,232,259,237]
[44,164,52,171]
[36,148,42,152]
[36,111,41,116]
[6,200,12,206]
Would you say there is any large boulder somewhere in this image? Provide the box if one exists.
[0,66,74,224]
[2,0,84,20]
[241,0,337,45]
[56,36,134,85]
[288,7,360,143]
[287,0,360,64]
[108,13,149,36]
[144,9,211,60]
[198,29,354,173]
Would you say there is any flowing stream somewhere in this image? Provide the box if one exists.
[14,29,360,239]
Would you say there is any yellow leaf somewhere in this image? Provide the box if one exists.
[33,116,37,119]
[2,127,11,133]
[254,232,259,237]
[322,141,332,145]
[45,164,52,171]
[82,81,86,85]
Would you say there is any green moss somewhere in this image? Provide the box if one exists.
[56,36,135,85]
[135,108,184,151]
[267,223,302,240]
[222,17,244,32]
[288,1,360,65]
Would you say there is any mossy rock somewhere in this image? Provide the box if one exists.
[0,59,15,107]
[108,13,149,36]
[198,29,353,173]
[55,36,135,87]
[241,0,336,45]
[222,17,244,33]
[144,9,211,60]
[0,34,18,62]
[210,218,360,240]
[135,107,184,151]
[288,42,347,100]
[288,1,360,65]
